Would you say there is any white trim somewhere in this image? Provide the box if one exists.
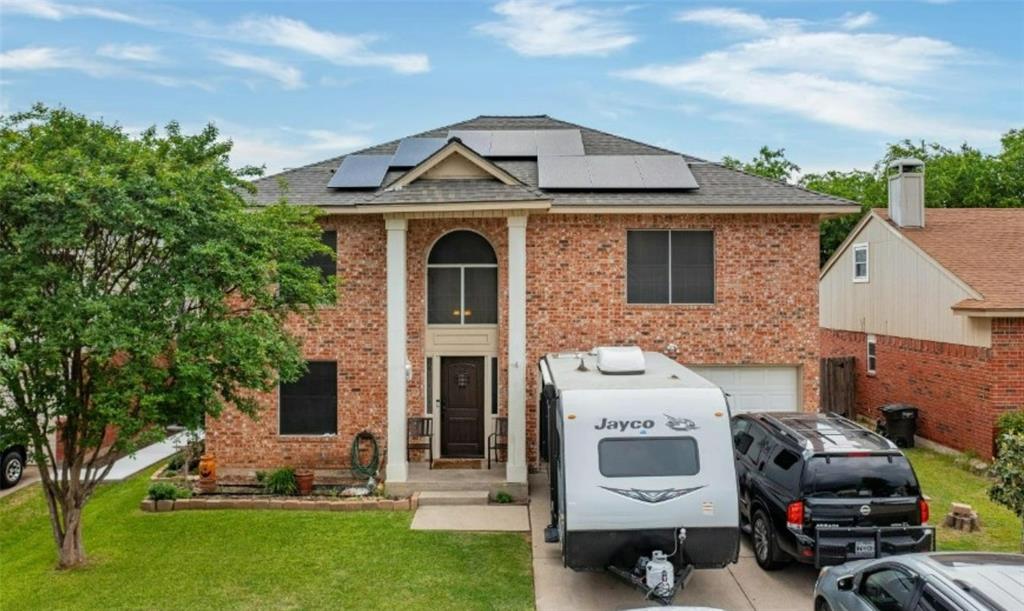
[952,308,1024,318]
[547,204,860,216]
[505,215,528,484]
[385,217,409,482]
[852,242,869,283]
[866,334,877,376]
[386,140,523,190]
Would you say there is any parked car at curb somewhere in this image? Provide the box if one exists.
[815,552,1024,611]
[1,442,27,488]
[731,412,934,570]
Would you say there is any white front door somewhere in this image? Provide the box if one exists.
[690,366,800,414]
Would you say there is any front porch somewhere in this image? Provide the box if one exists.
[386,463,528,499]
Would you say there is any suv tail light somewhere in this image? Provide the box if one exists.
[787,501,804,528]
[919,498,929,523]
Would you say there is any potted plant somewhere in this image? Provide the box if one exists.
[295,468,314,495]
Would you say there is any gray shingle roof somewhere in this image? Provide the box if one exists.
[246,115,855,209]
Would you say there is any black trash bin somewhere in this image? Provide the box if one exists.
[879,404,918,448]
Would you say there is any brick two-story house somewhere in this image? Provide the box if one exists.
[206,115,857,495]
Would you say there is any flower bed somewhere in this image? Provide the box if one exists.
[139,495,413,513]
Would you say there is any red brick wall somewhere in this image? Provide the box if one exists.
[525,214,821,465]
[207,212,822,472]
[820,321,1023,459]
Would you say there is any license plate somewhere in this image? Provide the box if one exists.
[854,540,876,556]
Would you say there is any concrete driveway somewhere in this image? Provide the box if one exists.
[529,473,819,611]
[0,464,41,499]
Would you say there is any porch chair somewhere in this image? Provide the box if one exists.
[407,417,434,469]
[487,416,508,470]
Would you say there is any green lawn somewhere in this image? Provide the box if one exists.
[907,448,1022,553]
[0,468,534,610]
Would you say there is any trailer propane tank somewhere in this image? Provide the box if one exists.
[644,550,674,597]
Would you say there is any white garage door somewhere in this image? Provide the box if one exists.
[690,366,799,414]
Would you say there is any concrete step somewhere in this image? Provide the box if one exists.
[417,490,490,506]
[411,505,529,531]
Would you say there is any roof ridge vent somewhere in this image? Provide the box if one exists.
[595,346,645,375]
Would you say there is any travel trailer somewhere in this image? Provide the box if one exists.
[541,347,740,603]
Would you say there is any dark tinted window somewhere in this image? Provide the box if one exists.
[915,586,956,611]
[280,362,337,435]
[804,455,920,498]
[464,267,497,324]
[427,268,461,324]
[309,230,337,279]
[765,448,802,489]
[745,424,770,460]
[670,231,714,303]
[861,568,919,611]
[428,231,496,264]
[599,437,699,478]
[626,230,714,304]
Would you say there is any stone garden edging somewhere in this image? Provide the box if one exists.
[140,496,412,513]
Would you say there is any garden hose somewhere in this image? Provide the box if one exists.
[350,430,380,480]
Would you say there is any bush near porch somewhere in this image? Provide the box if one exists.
[0,466,533,610]
[907,448,1022,552]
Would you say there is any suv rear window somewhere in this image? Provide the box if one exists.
[804,455,920,498]
[599,437,699,478]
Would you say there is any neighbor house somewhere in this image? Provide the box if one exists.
[820,160,1024,459]
[205,115,857,495]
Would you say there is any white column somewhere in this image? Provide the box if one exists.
[385,217,409,482]
[506,215,528,484]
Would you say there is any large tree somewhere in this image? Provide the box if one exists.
[0,105,332,568]
[723,129,1024,264]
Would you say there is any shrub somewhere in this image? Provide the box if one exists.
[989,431,1024,552]
[997,411,1024,438]
[148,482,189,501]
[494,491,513,504]
[263,468,298,496]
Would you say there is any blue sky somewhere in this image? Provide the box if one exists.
[2,0,1022,176]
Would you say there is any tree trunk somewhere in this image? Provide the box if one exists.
[58,504,86,569]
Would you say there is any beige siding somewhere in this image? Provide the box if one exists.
[820,216,991,347]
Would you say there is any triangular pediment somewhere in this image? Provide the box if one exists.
[386,139,523,190]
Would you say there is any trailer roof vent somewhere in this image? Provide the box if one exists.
[595,346,645,375]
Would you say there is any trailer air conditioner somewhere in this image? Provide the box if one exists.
[540,349,740,605]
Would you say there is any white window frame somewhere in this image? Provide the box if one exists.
[866,335,877,376]
[852,243,869,283]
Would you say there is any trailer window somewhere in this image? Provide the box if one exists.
[598,437,699,478]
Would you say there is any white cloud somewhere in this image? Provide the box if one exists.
[476,0,636,57]
[0,46,211,90]
[618,8,996,142]
[228,16,429,74]
[675,7,802,35]
[2,0,150,24]
[211,50,304,90]
[840,11,878,31]
[97,44,163,63]
[211,121,373,174]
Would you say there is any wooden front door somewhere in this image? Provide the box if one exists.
[441,357,484,457]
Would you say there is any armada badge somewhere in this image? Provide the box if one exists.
[664,414,698,431]
[600,485,705,504]
[860,504,872,516]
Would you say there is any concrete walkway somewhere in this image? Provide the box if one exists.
[528,472,819,610]
[411,504,530,531]
[104,431,200,481]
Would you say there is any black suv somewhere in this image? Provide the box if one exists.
[732,412,934,570]
[1,443,27,489]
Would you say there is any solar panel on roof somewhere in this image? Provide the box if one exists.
[446,129,584,157]
[537,155,699,190]
[448,130,492,155]
[391,138,445,167]
[635,155,700,189]
[327,155,391,188]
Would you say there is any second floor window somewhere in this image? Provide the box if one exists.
[428,231,497,324]
[626,230,714,304]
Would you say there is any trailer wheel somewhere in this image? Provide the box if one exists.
[751,509,787,571]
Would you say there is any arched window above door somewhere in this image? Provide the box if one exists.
[427,231,497,325]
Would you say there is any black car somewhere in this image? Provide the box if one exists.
[731,412,934,570]
[1,443,27,489]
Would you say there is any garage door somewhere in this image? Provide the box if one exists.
[690,366,799,414]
